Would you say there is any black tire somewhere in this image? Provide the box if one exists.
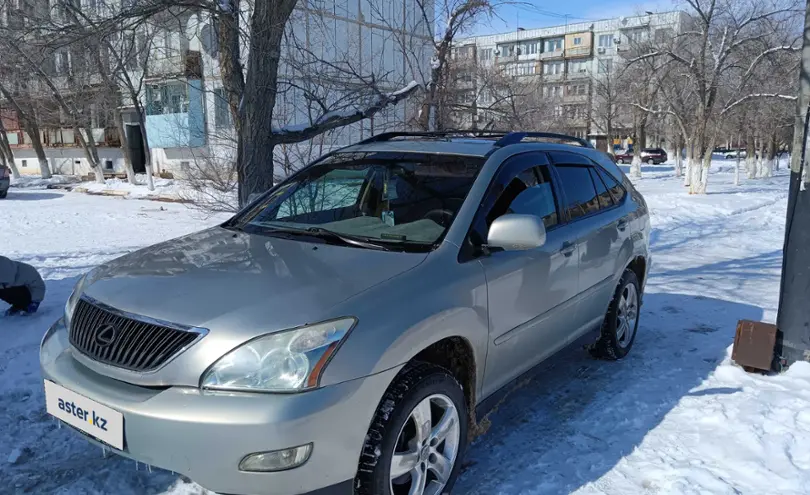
[0,191,7,199]
[356,362,468,495]
[590,269,641,360]
[646,158,654,165]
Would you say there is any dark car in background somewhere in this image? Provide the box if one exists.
[614,148,668,165]
[0,165,10,198]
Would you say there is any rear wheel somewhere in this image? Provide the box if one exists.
[356,363,468,495]
[645,158,654,165]
[0,190,7,199]
[590,269,641,360]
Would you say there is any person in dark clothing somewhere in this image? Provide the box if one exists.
[0,256,46,316]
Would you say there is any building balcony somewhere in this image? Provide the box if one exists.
[146,50,203,79]
[543,73,564,82]
[564,94,589,103]
[565,46,592,58]
[567,70,591,80]
[145,79,206,149]
[5,127,120,149]
[540,50,564,60]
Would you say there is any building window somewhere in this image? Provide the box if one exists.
[544,61,563,75]
[21,160,27,168]
[480,48,493,61]
[214,87,232,129]
[568,60,589,74]
[146,82,189,115]
[528,42,538,55]
[544,39,562,52]
[598,34,613,48]
[105,160,113,170]
[627,29,647,43]
[598,58,613,74]
[573,37,582,46]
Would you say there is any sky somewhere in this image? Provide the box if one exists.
[468,0,677,37]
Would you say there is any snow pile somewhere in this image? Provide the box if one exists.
[79,175,184,199]
[1,164,809,494]
[10,174,81,189]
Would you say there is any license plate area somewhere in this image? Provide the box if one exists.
[44,380,124,450]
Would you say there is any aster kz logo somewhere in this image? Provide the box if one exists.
[57,398,108,431]
[93,323,118,348]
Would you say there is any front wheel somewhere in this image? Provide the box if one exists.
[590,269,641,360]
[646,158,654,165]
[356,363,468,495]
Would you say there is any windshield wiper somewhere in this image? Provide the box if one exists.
[303,227,391,251]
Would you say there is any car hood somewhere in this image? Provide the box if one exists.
[84,226,428,335]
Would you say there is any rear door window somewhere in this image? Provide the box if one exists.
[596,167,627,204]
[589,168,614,209]
[555,165,600,220]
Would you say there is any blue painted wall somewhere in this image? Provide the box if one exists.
[145,79,206,149]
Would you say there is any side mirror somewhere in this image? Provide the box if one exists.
[487,214,547,251]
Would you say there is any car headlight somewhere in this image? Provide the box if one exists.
[201,317,357,393]
[64,267,103,328]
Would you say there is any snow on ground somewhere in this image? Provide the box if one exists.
[1,160,808,494]
[11,174,192,200]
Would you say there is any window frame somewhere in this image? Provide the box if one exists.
[459,151,562,262]
[547,151,626,224]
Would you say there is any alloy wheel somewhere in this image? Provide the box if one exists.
[389,394,461,495]
[615,284,639,348]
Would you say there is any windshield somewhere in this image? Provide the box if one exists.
[231,151,486,251]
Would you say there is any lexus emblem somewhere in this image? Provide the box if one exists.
[94,323,118,348]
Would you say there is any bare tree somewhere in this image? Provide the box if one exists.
[634,0,801,193]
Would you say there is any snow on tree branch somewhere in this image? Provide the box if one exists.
[272,81,421,144]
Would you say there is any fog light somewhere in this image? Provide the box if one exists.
[239,444,313,472]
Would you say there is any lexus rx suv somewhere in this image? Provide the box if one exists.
[40,131,651,495]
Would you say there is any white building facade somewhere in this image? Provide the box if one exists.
[453,11,689,151]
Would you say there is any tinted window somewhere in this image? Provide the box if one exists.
[487,166,558,229]
[597,167,627,204]
[589,168,614,209]
[555,165,600,220]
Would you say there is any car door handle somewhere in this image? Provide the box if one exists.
[617,219,628,231]
[560,241,576,257]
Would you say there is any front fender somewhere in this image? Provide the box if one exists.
[319,252,489,400]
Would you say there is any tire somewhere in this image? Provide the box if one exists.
[590,269,641,360]
[356,362,468,495]
[0,191,7,199]
[646,158,654,165]
[618,158,625,164]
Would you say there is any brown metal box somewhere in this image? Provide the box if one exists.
[732,320,778,371]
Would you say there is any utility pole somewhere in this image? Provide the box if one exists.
[776,0,810,367]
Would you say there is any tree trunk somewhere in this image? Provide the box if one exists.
[629,125,643,178]
[22,120,52,179]
[762,135,777,178]
[135,104,154,190]
[734,134,742,186]
[113,111,136,184]
[684,139,695,187]
[234,0,297,206]
[74,125,105,184]
[674,145,683,177]
[746,137,757,179]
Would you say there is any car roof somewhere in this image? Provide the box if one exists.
[334,131,600,160]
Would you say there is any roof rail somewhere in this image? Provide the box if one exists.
[354,130,510,145]
[493,132,594,149]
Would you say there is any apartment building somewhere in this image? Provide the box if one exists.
[452,11,689,151]
[0,0,432,177]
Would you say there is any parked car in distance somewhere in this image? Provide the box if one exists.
[614,149,634,164]
[639,148,668,164]
[40,131,651,495]
[0,165,10,198]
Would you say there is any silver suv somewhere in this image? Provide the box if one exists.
[40,131,650,495]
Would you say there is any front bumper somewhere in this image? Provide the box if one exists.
[40,318,402,495]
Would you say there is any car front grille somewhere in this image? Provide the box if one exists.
[69,298,202,372]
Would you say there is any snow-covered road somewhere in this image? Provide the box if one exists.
[2,164,809,495]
